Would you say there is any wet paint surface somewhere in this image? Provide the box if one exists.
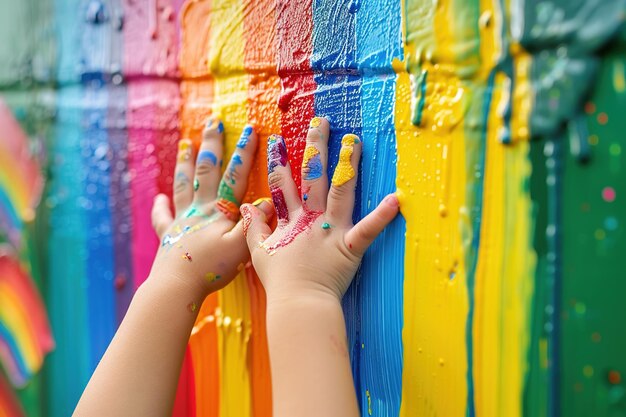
[2,0,626,416]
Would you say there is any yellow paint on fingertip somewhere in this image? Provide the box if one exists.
[331,135,358,187]
[310,116,322,128]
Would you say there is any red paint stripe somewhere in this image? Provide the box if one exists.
[276,0,316,191]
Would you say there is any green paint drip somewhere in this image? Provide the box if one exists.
[412,70,428,126]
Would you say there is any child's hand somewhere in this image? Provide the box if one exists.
[150,118,268,297]
[240,117,399,303]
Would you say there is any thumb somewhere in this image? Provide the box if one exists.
[345,193,399,255]
[241,198,274,252]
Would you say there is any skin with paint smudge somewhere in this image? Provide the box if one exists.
[74,119,273,417]
[150,118,272,294]
[241,117,400,417]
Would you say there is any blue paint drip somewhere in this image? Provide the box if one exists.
[197,150,218,166]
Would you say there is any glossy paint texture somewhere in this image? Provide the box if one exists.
[2,0,626,417]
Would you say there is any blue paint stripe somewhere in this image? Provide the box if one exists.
[312,0,364,410]
[108,84,134,327]
[47,85,92,417]
[354,0,405,415]
[82,75,115,372]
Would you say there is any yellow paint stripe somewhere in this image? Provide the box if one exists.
[209,1,251,416]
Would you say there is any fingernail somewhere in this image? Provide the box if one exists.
[240,205,253,237]
[267,134,288,174]
[252,197,272,207]
[178,140,192,162]
[385,194,399,207]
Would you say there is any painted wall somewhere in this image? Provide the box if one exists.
[0,0,625,416]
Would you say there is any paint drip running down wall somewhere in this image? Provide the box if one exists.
[0,0,625,416]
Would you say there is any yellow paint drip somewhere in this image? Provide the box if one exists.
[331,134,357,187]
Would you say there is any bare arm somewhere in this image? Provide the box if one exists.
[242,117,399,417]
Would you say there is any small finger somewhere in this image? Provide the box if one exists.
[267,134,301,226]
[344,193,400,255]
[326,134,362,226]
[173,139,195,215]
[240,200,274,254]
[151,193,174,237]
[216,125,258,222]
[193,116,224,204]
[300,117,330,212]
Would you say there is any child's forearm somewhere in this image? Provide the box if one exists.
[266,292,359,417]
[73,274,205,417]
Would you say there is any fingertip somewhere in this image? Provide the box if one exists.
[253,197,274,219]
[383,193,400,209]
[236,124,258,151]
[203,116,224,138]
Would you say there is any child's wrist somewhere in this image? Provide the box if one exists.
[265,284,343,312]
[144,270,212,303]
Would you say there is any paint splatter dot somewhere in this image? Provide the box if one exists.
[597,112,609,125]
[595,229,606,240]
[438,203,448,217]
[602,186,616,202]
[303,193,308,201]
[187,302,197,313]
[114,275,126,290]
[604,216,618,231]
[583,365,594,378]
[321,222,331,230]
[194,178,199,191]
[610,143,621,156]
[588,135,599,146]
[205,272,221,283]
[608,370,622,385]
[183,252,192,262]
[574,302,587,314]
[584,102,596,114]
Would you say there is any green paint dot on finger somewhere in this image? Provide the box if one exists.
[321,222,331,230]
[194,178,199,191]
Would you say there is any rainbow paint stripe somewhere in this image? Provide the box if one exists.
[0,100,51,394]
[0,256,53,388]
[0,102,42,250]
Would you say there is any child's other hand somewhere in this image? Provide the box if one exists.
[241,117,399,304]
[150,118,270,298]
